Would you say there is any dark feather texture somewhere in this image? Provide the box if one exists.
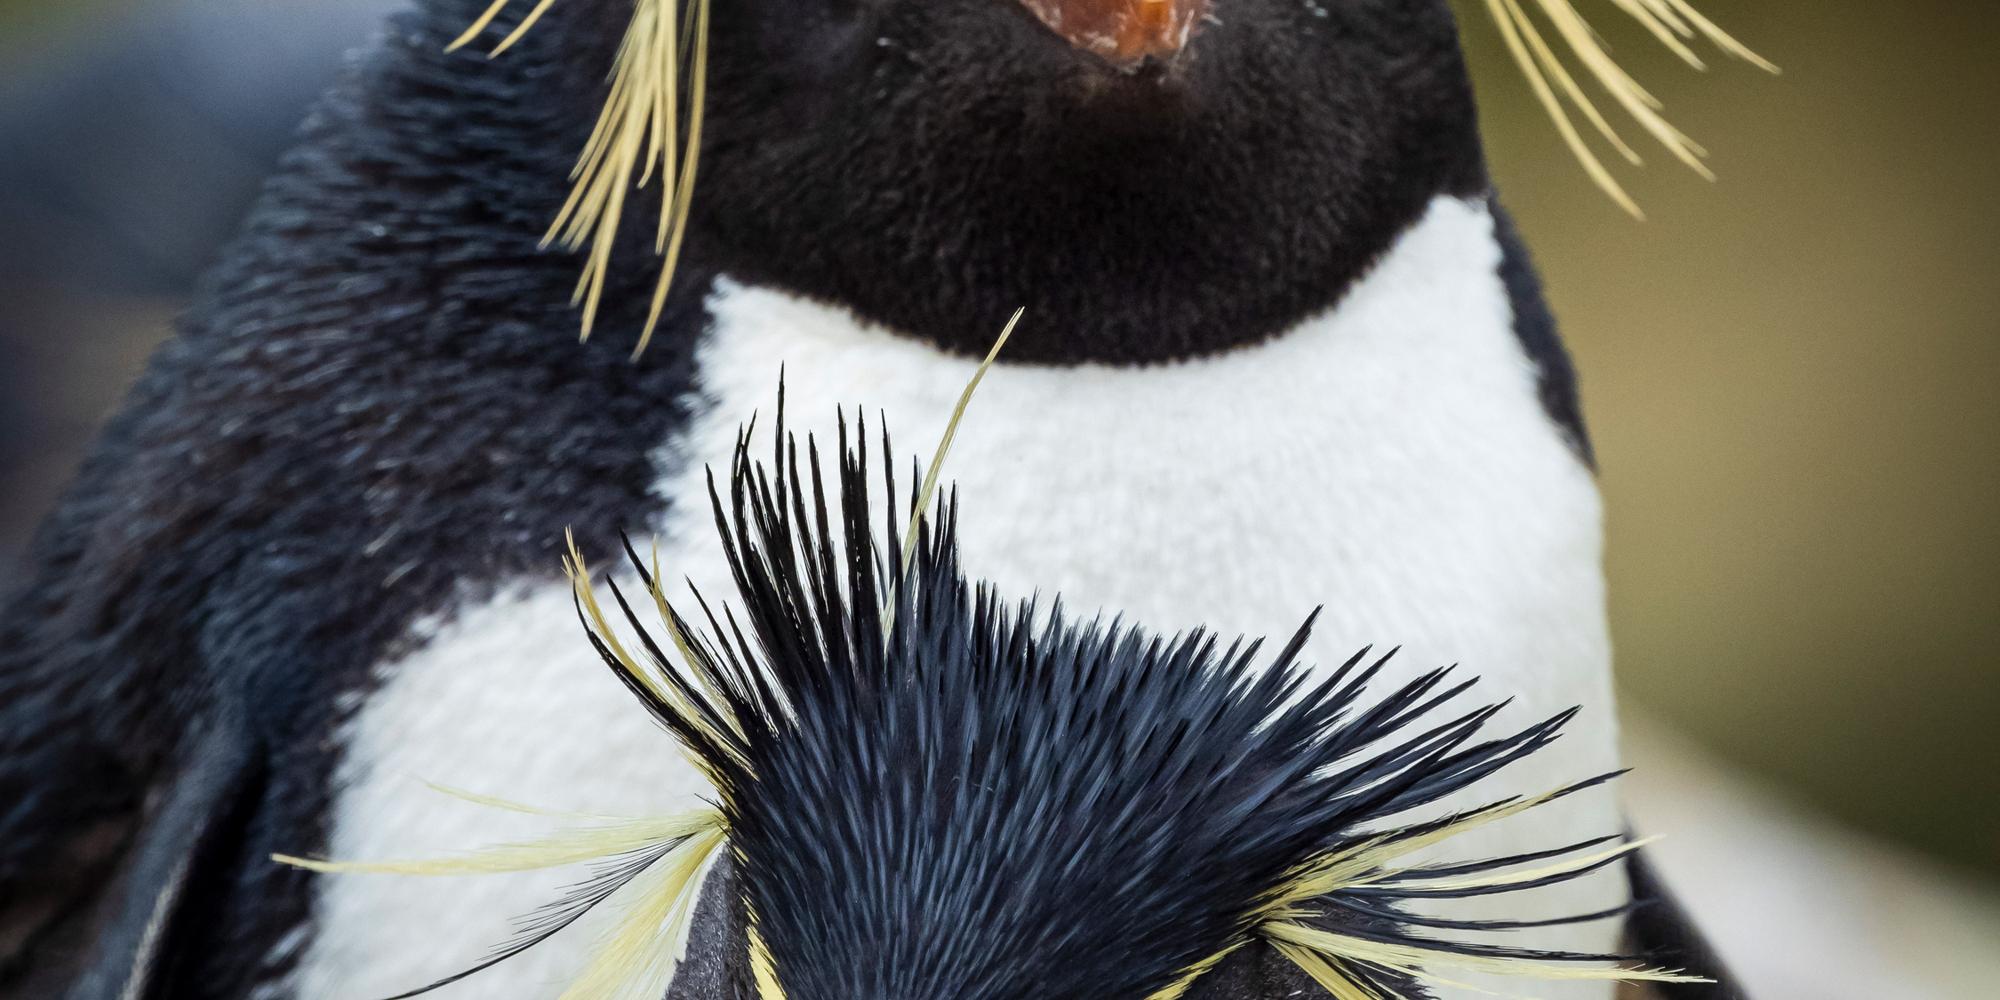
[564,407,1668,1000]
[0,4,701,992]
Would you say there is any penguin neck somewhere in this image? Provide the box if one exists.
[687,3,1493,366]
[692,161,1495,368]
[698,174,1498,368]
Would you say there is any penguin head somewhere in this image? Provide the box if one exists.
[590,410,1701,1000]
[688,0,1484,359]
[279,394,1698,1000]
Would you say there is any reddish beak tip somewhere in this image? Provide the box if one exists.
[1017,0,1211,66]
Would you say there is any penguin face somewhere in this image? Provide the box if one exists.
[538,412,1672,1000]
[287,400,1686,999]
[690,0,1486,360]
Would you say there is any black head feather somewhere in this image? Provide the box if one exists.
[575,409,1649,1000]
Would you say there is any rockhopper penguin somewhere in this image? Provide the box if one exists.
[0,0,1766,997]
[277,407,1706,1000]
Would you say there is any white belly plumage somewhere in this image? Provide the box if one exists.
[289,196,1624,1000]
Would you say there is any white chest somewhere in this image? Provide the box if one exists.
[291,197,1624,1000]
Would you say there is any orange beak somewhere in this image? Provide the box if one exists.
[1017,0,1211,66]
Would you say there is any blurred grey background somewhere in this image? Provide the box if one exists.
[1,1,1995,993]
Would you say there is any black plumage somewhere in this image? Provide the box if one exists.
[0,4,702,992]
[0,0,1752,993]
[530,407,1668,1000]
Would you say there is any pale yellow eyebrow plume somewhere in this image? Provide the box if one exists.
[1253,789,1705,996]
[272,808,720,876]
[1267,921,1707,986]
[1474,0,1778,217]
[1145,945,1242,1000]
[558,826,726,1000]
[564,530,749,774]
[749,925,787,1000]
[453,0,710,355]
[880,307,1024,639]
[274,798,729,1000]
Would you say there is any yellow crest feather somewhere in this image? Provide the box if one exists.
[558,826,726,1000]
[274,788,728,998]
[564,528,751,776]
[749,924,787,1000]
[271,807,719,877]
[1253,793,1701,995]
[880,307,1024,639]
[459,0,1769,355]
[455,0,710,355]
[1473,0,1778,217]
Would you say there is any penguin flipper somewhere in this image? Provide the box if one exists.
[1,715,261,1000]
[0,639,138,994]
[1619,846,1749,1000]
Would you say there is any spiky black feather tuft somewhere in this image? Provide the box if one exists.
[573,408,1677,1000]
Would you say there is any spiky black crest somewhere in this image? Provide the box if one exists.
[283,397,1691,999]
[571,408,1670,1000]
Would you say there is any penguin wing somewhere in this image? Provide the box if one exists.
[0,567,266,1000]
[0,683,262,1000]
[0,391,263,998]
[62,722,260,1000]
[1619,846,1750,1000]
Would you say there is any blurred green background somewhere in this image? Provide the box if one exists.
[0,0,1994,890]
[1464,0,2000,884]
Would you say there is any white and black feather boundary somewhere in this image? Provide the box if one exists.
[284,391,1700,1000]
